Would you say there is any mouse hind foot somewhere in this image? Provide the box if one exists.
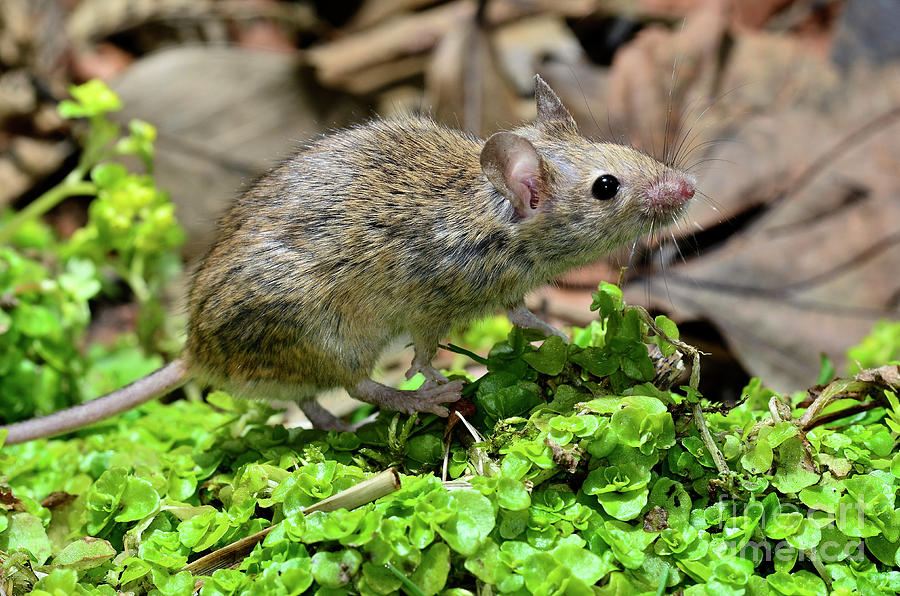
[349,378,463,418]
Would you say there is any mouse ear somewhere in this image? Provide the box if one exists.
[534,75,577,133]
[481,132,544,219]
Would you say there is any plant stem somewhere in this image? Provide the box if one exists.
[693,402,731,476]
[0,178,96,245]
[385,562,427,596]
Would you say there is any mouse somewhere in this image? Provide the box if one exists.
[1,75,695,445]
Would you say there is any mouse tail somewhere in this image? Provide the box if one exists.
[1,358,189,446]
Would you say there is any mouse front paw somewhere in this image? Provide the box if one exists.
[506,304,569,343]
[405,363,449,385]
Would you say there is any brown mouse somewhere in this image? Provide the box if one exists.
[1,75,695,445]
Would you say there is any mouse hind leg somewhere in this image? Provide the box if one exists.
[404,329,450,384]
[299,400,353,432]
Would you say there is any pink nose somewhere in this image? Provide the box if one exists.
[648,175,695,213]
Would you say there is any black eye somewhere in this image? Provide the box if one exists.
[592,174,619,201]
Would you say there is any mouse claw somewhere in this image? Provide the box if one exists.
[405,363,449,385]
[412,379,464,416]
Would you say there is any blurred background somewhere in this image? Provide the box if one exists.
[1,0,898,411]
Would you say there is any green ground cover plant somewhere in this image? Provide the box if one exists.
[2,81,900,596]
[0,79,182,427]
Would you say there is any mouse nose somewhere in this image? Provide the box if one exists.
[647,173,695,214]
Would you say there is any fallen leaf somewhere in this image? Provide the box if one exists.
[111,46,365,260]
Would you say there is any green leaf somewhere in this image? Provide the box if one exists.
[116,119,157,171]
[0,512,52,565]
[771,437,820,493]
[496,477,531,511]
[410,542,451,595]
[51,537,116,570]
[799,484,842,514]
[178,510,230,551]
[682,436,716,468]
[865,534,899,566]
[522,335,567,375]
[551,539,614,585]
[201,569,247,595]
[28,569,79,595]
[767,421,799,448]
[786,519,822,550]
[765,512,804,540]
[115,476,160,522]
[815,525,860,564]
[407,433,443,464]
[361,562,402,594]
[138,531,188,569]
[91,162,128,188]
[817,353,835,385]
[436,489,495,556]
[611,395,674,452]
[596,487,648,521]
[591,282,624,316]
[310,549,362,588]
[58,80,122,118]
[477,380,542,424]
[652,314,680,357]
[570,346,619,377]
[12,303,59,337]
[596,518,658,569]
[546,384,589,412]
[741,439,773,474]
[463,538,500,584]
[150,568,194,596]
[619,347,655,381]
[711,557,754,586]
[767,570,827,596]
[58,258,102,301]
[119,557,153,585]
[843,473,895,514]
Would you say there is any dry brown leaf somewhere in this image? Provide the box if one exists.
[624,71,900,390]
[347,0,445,31]
[604,0,730,158]
[111,46,365,261]
[307,0,596,92]
[70,42,135,81]
[855,365,900,389]
[307,1,473,90]
[425,14,519,135]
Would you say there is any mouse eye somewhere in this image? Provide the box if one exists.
[592,174,619,201]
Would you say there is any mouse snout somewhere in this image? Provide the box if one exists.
[646,173,695,214]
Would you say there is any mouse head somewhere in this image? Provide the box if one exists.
[480,75,695,255]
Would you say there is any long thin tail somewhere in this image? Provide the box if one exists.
[2,358,189,445]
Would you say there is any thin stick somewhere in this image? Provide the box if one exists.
[182,468,401,576]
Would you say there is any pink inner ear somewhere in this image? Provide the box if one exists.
[508,158,541,216]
